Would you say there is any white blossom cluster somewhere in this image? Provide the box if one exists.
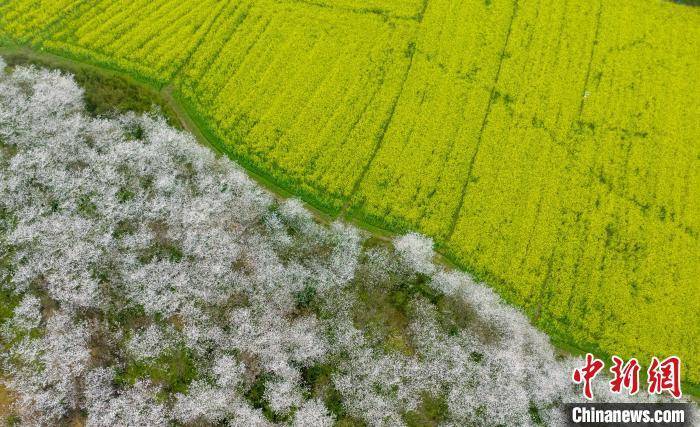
[0,60,694,426]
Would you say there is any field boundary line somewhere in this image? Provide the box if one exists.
[179,3,249,86]
[210,17,272,108]
[577,0,603,120]
[160,85,339,221]
[170,0,234,81]
[539,114,698,239]
[416,0,430,22]
[341,41,418,216]
[34,0,92,44]
[282,0,420,22]
[446,0,519,239]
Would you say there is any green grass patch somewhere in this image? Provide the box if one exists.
[301,363,366,426]
[402,392,449,426]
[115,346,197,395]
[353,281,415,356]
[244,373,290,423]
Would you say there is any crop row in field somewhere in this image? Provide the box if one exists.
[0,0,698,383]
